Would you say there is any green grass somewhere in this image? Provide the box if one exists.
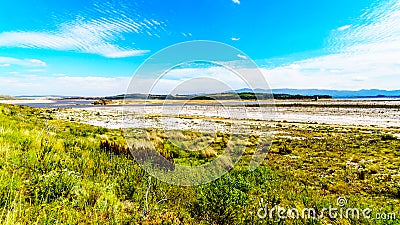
[0,103,399,224]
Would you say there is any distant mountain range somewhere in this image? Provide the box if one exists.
[235,88,400,98]
[9,89,400,99]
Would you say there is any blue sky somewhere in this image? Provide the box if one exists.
[0,0,399,96]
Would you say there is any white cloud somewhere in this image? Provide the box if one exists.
[125,66,272,95]
[231,37,240,41]
[0,75,130,96]
[237,54,248,59]
[1,56,265,96]
[0,56,46,67]
[337,25,351,31]
[137,66,249,94]
[232,0,240,5]
[181,32,193,37]
[258,49,400,90]
[0,15,164,58]
[0,63,10,67]
[27,69,45,73]
[27,59,46,67]
[352,76,368,82]
[53,73,66,77]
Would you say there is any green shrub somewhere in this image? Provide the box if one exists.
[27,169,81,204]
[192,172,251,225]
[380,134,397,141]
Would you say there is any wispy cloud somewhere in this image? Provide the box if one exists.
[329,0,400,53]
[0,57,46,67]
[27,59,46,67]
[0,14,165,58]
[231,37,240,41]
[257,0,400,90]
[337,25,351,31]
[237,54,248,59]
[232,0,240,5]
[181,32,193,37]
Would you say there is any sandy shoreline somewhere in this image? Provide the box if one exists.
[2,99,398,128]
[53,100,400,129]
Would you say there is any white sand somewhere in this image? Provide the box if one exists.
[54,101,400,129]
